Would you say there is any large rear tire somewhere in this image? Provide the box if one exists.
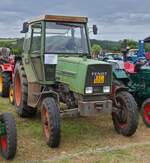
[141,98,150,128]
[14,62,36,117]
[112,91,138,136]
[0,71,11,97]
[41,97,60,148]
[0,113,17,160]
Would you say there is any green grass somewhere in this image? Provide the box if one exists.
[0,97,150,162]
[48,144,150,163]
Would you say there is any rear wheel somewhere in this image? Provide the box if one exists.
[9,84,14,105]
[0,113,17,160]
[41,97,60,148]
[112,91,138,136]
[0,71,11,97]
[141,99,150,128]
[14,62,36,117]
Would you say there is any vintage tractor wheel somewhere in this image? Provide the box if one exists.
[112,91,138,136]
[0,113,17,160]
[141,98,150,128]
[0,71,11,97]
[14,62,37,117]
[41,97,60,148]
[9,84,14,105]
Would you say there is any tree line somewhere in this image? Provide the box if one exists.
[0,38,150,56]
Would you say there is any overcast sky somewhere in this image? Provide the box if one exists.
[0,0,150,41]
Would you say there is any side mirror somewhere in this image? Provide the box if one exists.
[21,22,29,33]
[93,25,98,35]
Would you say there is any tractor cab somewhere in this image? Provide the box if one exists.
[21,15,91,84]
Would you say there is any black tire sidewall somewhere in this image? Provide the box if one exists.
[13,62,36,117]
[112,91,138,136]
[41,97,60,148]
[0,71,11,97]
[141,98,150,128]
[0,113,17,160]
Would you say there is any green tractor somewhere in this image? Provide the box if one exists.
[105,60,138,135]
[13,15,138,148]
[124,62,150,128]
[108,59,150,128]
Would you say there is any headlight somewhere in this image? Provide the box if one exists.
[103,86,110,93]
[85,87,93,94]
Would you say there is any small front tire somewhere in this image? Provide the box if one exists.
[41,97,60,148]
[112,91,138,136]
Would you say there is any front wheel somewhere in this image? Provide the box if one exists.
[41,97,60,148]
[0,113,17,160]
[141,98,150,128]
[112,91,138,136]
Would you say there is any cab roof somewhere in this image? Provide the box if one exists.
[29,15,88,24]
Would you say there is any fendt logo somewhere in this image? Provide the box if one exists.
[92,72,107,84]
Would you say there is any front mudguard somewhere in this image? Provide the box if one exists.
[36,90,59,109]
[112,85,128,106]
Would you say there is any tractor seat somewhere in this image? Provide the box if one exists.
[124,62,136,74]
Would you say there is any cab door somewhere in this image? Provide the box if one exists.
[30,23,44,81]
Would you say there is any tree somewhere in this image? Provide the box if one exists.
[120,39,137,49]
[91,44,102,58]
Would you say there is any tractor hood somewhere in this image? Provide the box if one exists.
[56,56,112,95]
[57,56,109,65]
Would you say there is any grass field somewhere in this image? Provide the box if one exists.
[0,97,150,162]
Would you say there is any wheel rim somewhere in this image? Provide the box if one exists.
[1,136,7,152]
[42,106,50,139]
[143,105,150,125]
[9,86,14,103]
[116,96,128,129]
[15,72,21,106]
[0,73,3,93]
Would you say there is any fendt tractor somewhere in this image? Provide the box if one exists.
[124,60,150,128]
[13,15,138,148]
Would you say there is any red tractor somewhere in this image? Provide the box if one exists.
[0,48,15,104]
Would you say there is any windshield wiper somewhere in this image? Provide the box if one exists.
[56,22,83,28]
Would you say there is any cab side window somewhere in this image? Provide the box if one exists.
[31,23,42,54]
[23,25,31,54]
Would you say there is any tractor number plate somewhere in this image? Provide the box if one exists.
[94,74,104,84]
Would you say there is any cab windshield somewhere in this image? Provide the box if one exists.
[45,22,89,54]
